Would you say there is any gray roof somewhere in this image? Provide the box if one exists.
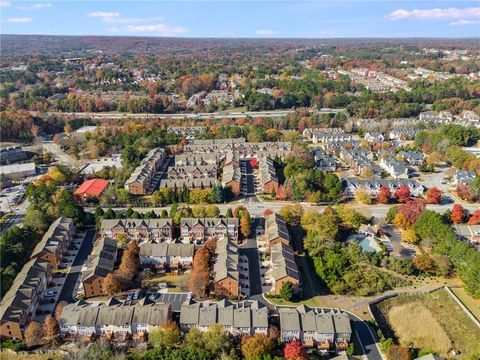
[101,218,173,232]
[265,213,290,243]
[30,217,73,258]
[213,237,239,282]
[139,243,194,258]
[271,243,299,282]
[332,311,352,334]
[279,307,347,335]
[81,237,117,281]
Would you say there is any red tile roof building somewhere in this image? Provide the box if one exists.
[74,179,109,200]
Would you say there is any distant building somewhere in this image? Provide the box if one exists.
[74,178,109,200]
[452,170,476,186]
[0,146,27,165]
[125,148,165,195]
[0,162,36,181]
[344,178,425,197]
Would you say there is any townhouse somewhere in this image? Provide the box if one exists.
[264,213,291,247]
[101,218,174,243]
[80,237,118,298]
[379,157,409,179]
[312,132,352,144]
[167,165,217,179]
[312,149,339,172]
[139,243,195,269]
[278,306,352,351]
[419,111,453,124]
[179,299,268,336]
[59,297,172,339]
[344,178,425,197]
[180,217,239,243]
[174,153,222,166]
[397,151,426,166]
[213,236,242,297]
[259,156,283,194]
[302,128,346,141]
[364,132,385,143]
[452,169,476,186]
[453,224,480,247]
[125,148,166,195]
[30,217,75,269]
[0,258,52,340]
[168,126,206,140]
[388,128,416,141]
[222,164,242,196]
[340,150,381,179]
[159,178,217,191]
[270,242,300,296]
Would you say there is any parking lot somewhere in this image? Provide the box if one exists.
[0,184,26,213]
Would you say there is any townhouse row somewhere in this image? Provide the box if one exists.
[124,148,166,195]
[101,217,239,244]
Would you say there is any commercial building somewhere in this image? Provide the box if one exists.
[74,178,110,201]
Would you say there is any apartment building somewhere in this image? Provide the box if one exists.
[125,148,165,195]
[180,217,239,243]
[59,297,172,339]
[101,218,174,243]
[80,237,118,298]
[139,243,195,269]
[0,258,52,340]
[213,237,242,297]
[278,306,352,350]
[179,299,268,336]
[270,242,300,296]
[30,217,75,269]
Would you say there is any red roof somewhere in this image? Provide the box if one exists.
[74,179,109,198]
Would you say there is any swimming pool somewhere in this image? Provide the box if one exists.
[347,234,382,253]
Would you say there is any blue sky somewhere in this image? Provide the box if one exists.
[1,1,479,38]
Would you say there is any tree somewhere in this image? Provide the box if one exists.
[225,208,233,218]
[205,204,220,218]
[386,345,411,360]
[241,333,274,360]
[103,273,121,295]
[279,204,304,225]
[148,321,181,348]
[54,300,68,320]
[284,339,307,360]
[279,281,294,301]
[468,210,480,225]
[401,229,418,244]
[115,233,128,249]
[377,186,391,204]
[451,204,467,223]
[425,187,442,204]
[386,205,398,223]
[394,185,411,203]
[413,253,434,273]
[25,321,44,347]
[23,209,49,233]
[43,315,60,345]
[210,183,224,203]
[189,188,212,204]
[262,208,273,217]
[355,188,372,204]
[240,214,252,238]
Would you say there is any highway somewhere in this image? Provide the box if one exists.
[29,108,346,120]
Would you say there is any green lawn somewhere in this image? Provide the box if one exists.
[142,273,190,292]
[451,287,480,322]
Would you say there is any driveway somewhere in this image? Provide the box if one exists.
[58,229,96,303]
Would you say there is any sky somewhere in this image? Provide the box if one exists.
[0,1,479,38]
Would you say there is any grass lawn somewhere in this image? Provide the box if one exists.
[374,289,480,359]
[142,273,190,292]
[451,287,480,322]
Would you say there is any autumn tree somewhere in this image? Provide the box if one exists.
[377,186,391,204]
[43,315,60,346]
[386,345,411,360]
[394,185,411,203]
[279,203,304,225]
[103,273,122,295]
[262,208,273,217]
[240,213,252,239]
[401,229,418,244]
[413,253,434,273]
[284,339,308,360]
[54,300,68,320]
[451,204,467,223]
[395,199,426,229]
[241,333,274,360]
[425,187,442,204]
[355,188,372,205]
[468,210,480,225]
[25,321,44,347]
[148,321,181,348]
[188,247,212,297]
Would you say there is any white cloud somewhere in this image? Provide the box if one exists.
[126,23,189,36]
[5,17,33,23]
[450,19,480,26]
[255,29,276,36]
[88,11,120,19]
[18,3,52,10]
[0,1,11,8]
[386,7,480,21]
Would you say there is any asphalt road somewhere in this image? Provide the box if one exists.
[58,229,96,303]
[348,313,382,360]
[240,219,263,297]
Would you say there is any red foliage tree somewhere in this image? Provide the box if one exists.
[250,158,258,169]
[377,186,391,204]
[398,199,426,228]
[284,339,308,360]
[456,184,478,202]
[451,204,467,224]
[468,210,480,225]
[425,187,442,204]
[394,184,411,203]
[262,208,274,217]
